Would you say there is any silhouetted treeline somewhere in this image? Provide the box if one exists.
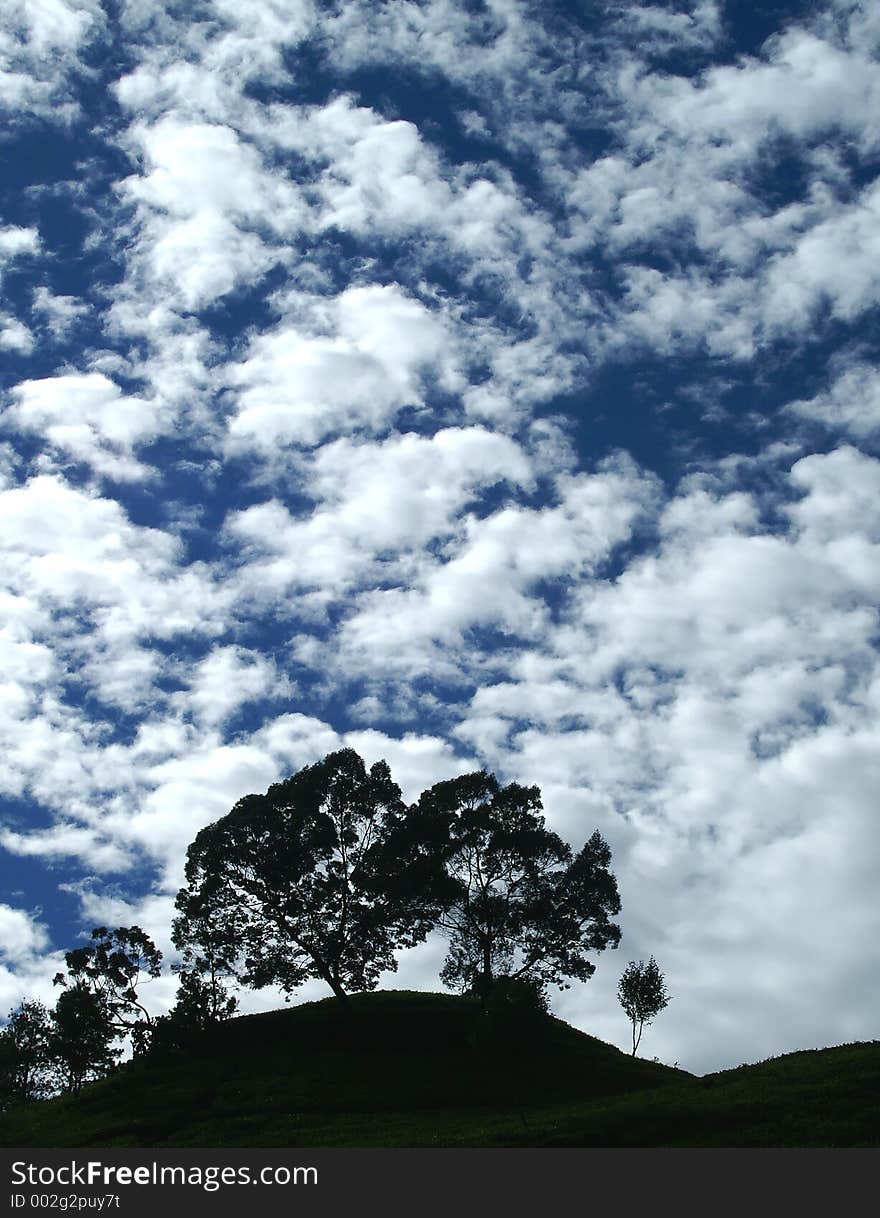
[2,748,627,1107]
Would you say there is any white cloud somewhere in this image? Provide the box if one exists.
[226,283,460,450]
[31,287,89,337]
[554,21,880,355]
[343,729,472,804]
[786,445,880,551]
[763,180,880,328]
[613,1,722,53]
[123,741,281,881]
[0,315,34,354]
[331,454,659,682]
[118,116,306,311]
[0,903,49,963]
[0,824,134,874]
[0,224,39,262]
[124,116,300,226]
[0,473,181,605]
[201,0,316,79]
[632,28,880,155]
[787,361,880,440]
[227,425,533,597]
[0,0,104,121]
[0,903,65,1018]
[305,99,452,235]
[0,473,233,831]
[4,372,169,480]
[178,645,294,730]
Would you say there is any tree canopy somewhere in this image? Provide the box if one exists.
[167,905,239,1032]
[49,983,121,1093]
[52,925,162,1055]
[1,752,635,1107]
[397,770,622,1002]
[173,748,440,1005]
[617,956,671,1056]
[0,1001,53,1109]
[1,926,161,1103]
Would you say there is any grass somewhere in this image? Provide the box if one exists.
[1,990,877,1147]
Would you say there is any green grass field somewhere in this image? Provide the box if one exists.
[2,991,877,1147]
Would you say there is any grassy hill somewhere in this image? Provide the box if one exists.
[2,991,877,1147]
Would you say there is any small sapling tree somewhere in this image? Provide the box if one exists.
[617,956,670,1056]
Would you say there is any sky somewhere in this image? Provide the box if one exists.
[1,0,879,1077]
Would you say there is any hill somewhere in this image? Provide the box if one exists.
[1,991,877,1146]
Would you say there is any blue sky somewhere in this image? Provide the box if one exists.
[1,0,879,1075]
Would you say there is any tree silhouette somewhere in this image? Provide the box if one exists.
[174,749,439,1007]
[49,983,121,1093]
[395,771,621,1003]
[0,1000,53,1109]
[617,956,671,1056]
[170,897,239,1027]
[53,926,162,1055]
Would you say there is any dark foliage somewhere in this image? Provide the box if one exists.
[174,749,440,1005]
[49,983,121,1094]
[394,771,621,999]
[53,926,162,1056]
[469,975,551,1051]
[0,1000,54,1109]
[0,992,691,1146]
[618,956,671,1056]
[167,898,239,1032]
[151,937,239,1058]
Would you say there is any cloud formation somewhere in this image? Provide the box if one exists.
[0,0,878,1074]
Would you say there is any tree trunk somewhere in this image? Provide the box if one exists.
[310,950,350,1011]
[479,938,493,1009]
[326,974,350,1011]
[632,1019,643,1056]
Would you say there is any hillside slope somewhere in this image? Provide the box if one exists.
[1,991,876,1147]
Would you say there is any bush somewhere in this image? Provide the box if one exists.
[469,976,550,1050]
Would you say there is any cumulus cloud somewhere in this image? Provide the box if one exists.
[762,179,880,329]
[0,904,63,1017]
[0,315,33,354]
[0,224,39,263]
[0,903,49,963]
[117,115,306,311]
[4,372,169,480]
[226,284,461,450]
[0,0,104,121]
[227,425,533,600]
[786,361,880,440]
[176,645,294,730]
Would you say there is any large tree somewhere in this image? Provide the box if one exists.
[174,748,439,1006]
[401,771,622,1001]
